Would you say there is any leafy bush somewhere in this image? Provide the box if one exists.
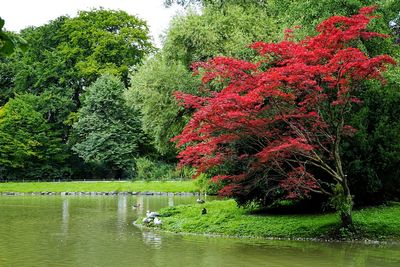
[194,173,221,195]
[134,157,191,181]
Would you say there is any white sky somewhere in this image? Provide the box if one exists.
[1,0,184,47]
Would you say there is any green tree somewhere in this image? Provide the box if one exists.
[163,3,279,66]
[127,55,198,159]
[13,9,153,107]
[72,75,146,178]
[343,67,400,204]
[0,94,68,180]
[0,17,26,56]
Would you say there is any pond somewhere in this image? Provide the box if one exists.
[0,195,399,267]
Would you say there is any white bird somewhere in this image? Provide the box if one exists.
[142,217,152,224]
[196,199,205,204]
[146,210,160,218]
[153,217,162,225]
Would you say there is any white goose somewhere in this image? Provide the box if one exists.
[153,217,162,225]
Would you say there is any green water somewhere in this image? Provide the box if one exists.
[0,196,399,267]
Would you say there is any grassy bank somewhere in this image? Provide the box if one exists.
[0,181,197,193]
[149,200,400,241]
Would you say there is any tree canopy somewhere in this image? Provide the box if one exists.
[0,94,68,180]
[72,75,146,178]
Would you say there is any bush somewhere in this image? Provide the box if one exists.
[194,173,221,195]
[134,157,192,181]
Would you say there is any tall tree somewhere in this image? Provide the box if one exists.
[0,94,68,180]
[127,55,198,159]
[173,7,395,226]
[14,9,153,107]
[72,75,146,178]
[163,3,279,66]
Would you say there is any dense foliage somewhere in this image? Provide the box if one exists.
[173,7,395,225]
[0,9,152,180]
[0,94,68,179]
[127,55,198,159]
[0,17,26,56]
[72,75,147,179]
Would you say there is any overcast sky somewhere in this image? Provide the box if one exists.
[1,0,184,47]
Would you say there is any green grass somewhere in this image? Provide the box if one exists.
[150,200,400,241]
[0,180,198,193]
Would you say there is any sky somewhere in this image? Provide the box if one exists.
[1,0,184,47]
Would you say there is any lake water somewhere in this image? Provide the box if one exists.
[0,195,399,267]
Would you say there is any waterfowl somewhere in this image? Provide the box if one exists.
[146,211,160,218]
[196,199,205,204]
[153,217,162,225]
[142,217,152,224]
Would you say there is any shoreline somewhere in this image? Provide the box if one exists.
[133,221,399,245]
[0,191,200,196]
[135,199,400,244]
[0,180,199,194]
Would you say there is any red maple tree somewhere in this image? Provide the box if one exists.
[173,6,396,226]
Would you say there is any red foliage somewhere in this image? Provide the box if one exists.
[279,167,320,199]
[173,7,396,200]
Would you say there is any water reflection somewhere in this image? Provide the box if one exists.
[132,195,144,212]
[142,229,162,248]
[61,198,69,234]
[0,195,399,267]
[168,194,174,207]
[117,196,127,221]
[116,196,128,237]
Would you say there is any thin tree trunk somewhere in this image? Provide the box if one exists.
[340,209,353,227]
[333,117,353,227]
[340,177,353,227]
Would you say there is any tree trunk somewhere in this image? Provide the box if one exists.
[340,209,353,227]
[340,178,353,227]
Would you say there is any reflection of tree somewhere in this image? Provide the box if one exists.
[389,12,400,44]
[61,198,69,234]
[168,194,174,207]
[117,195,128,237]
